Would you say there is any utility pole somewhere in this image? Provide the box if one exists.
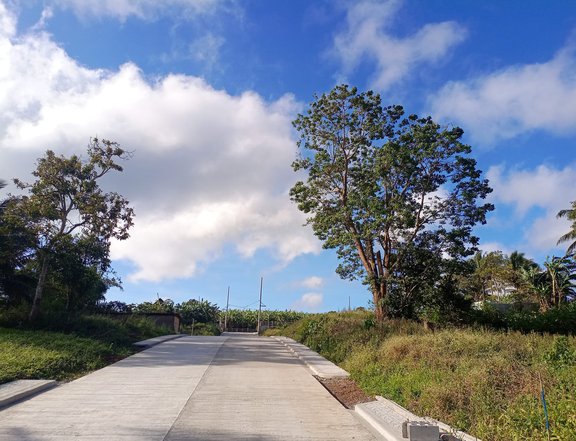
[349,295,351,311]
[257,277,263,335]
[224,286,230,332]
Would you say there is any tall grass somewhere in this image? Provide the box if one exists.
[276,311,576,441]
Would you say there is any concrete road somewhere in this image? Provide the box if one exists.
[0,334,380,440]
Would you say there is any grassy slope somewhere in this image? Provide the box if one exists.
[0,327,135,383]
[271,311,576,441]
[0,315,169,384]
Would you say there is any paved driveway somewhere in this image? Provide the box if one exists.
[0,334,379,440]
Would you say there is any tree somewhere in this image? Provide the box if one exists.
[46,235,119,314]
[290,85,493,321]
[133,298,175,314]
[543,255,576,307]
[176,299,220,325]
[8,139,134,321]
[521,255,576,309]
[557,201,576,254]
[465,251,513,301]
[0,196,37,306]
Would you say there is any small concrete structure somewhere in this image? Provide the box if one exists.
[357,397,482,441]
[403,421,440,441]
[0,380,56,408]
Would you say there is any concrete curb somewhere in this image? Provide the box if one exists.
[272,336,349,379]
[357,397,482,441]
[133,334,185,348]
[0,380,57,409]
[272,336,482,441]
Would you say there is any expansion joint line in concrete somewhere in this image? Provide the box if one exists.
[161,336,230,441]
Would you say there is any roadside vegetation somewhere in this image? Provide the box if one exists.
[0,315,168,384]
[269,310,576,441]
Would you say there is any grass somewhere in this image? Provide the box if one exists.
[0,314,171,385]
[0,327,135,384]
[273,311,576,441]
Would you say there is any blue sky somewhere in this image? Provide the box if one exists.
[1,0,576,312]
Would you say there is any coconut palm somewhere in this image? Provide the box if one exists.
[545,255,576,306]
[557,201,576,254]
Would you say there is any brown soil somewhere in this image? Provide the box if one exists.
[317,376,375,409]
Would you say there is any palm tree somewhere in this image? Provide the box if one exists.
[509,251,538,272]
[543,255,576,307]
[557,201,576,253]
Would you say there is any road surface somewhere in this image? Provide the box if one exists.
[0,334,380,440]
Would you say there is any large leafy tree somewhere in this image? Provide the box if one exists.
[8,139,134,320]
[290,85,493,320]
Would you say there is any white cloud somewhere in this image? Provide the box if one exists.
[487,164,576,253]
[478,242,512,256]
[296,276,324,290]
[188,33,225,71]
[48,0,233,21]
[428,45,576,144]
[332,0,466,90]
[292,292,323,311]
[0,2,16,38]
[0,2,321,282]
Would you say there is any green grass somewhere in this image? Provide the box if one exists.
[0,314,171,384]
[0,327,135,384]
[274,311,576,441]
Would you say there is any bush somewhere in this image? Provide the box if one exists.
[186,322,220,336]
[505,303,576,335]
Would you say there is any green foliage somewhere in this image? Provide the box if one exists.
[557,201,576,254]
[0,327,130,384]
[461,251,515,301]
[187,322,221,336]
[224,309,305,329]
[502,303,576,335]
[133,298,175,314]
[280,312,576,441]
[4,139,134,320]
[544,336,576,367]
[290,84,493,320]
[176,299,220,325]
[0,315,168,384]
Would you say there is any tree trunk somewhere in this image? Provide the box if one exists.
[29,254,50,321]
[373,281,387,322]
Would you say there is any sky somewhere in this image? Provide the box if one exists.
[1,0,576,313]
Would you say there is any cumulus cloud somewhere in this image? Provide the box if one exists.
[292,293,323,311]
[487,164,576,253]
[0,2,320,282]
[428,45,576,144]
[332,0,466,90]
[296,276,324,290]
